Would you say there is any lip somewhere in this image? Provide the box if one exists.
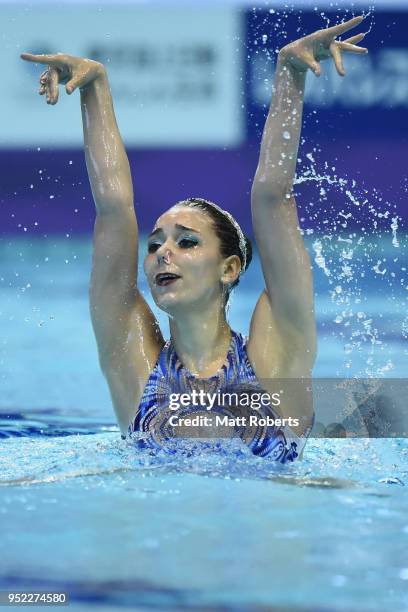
[155,272,182,286]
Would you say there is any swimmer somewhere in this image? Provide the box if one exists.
[21,16,368,462]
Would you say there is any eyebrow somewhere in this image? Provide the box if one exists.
[148,224,201,239]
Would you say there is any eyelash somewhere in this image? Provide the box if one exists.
[147,238,198,253]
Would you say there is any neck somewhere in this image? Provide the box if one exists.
[169,309,231,377]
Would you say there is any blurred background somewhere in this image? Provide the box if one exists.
[1,0,407,415]
[1,0,407,234]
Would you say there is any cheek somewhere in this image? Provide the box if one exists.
[143,255,153,278]
[186,251,219,278]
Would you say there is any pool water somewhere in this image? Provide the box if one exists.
[1,236,407,611]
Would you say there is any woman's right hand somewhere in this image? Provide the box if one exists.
[20,52,105,105]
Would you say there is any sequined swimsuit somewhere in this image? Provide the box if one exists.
[128,330,312,463]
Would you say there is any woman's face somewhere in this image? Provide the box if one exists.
[143,206,227,314]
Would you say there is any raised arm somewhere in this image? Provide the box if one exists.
[21,53,163,434]
[248,17,367,381]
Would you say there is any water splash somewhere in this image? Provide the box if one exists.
[1,430,406,490]
[391,216,400,248]
[294,151,406,377]
[312,239,331,277]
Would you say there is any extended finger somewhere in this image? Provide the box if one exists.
[319,15,364,41]
[342,33,366,45]
[47,67,60,105]
[338,41,368,54]
[330,42,345,76]
[21,52,66,68]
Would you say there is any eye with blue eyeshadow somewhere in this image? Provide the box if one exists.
[147,242,161,253]
[178,237,199,248]
[147,236,199,253]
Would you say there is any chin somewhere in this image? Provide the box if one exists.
[152,290,197,315]
[152,291,183,314]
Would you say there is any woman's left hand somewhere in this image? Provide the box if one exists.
[279,15,368,77]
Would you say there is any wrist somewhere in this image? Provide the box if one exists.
[94,62,107,79]
[79,60,107,93]
[277,48,307,77]
[275,51,307,90]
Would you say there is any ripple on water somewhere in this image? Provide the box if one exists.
[0,427,407,493]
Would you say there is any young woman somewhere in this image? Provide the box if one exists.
[21,15,367,462]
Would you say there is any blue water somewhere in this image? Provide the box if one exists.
[1,235,407,611]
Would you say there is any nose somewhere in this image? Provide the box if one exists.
[156,243,172,265]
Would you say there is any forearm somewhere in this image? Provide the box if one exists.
[80,67,134,216]
[253,54,306,200]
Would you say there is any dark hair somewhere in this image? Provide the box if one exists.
[178,197,253,305]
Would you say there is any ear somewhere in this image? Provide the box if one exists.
[220,255,241,286]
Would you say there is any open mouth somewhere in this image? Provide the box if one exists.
[155,273,181,287]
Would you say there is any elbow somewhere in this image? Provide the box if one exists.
[95,193,136,219]
[251,181,291,206]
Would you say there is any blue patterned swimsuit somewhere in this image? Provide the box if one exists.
[128,330,312,463]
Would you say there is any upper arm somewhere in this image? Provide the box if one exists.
[89,209,164,433]
[248,192,317,378]
[247,290,315,437]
